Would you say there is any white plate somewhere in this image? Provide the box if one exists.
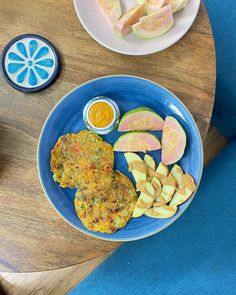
[73,0,200,56]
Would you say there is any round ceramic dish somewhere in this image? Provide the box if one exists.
[83,96,120,135]
[0,34,60,92]
[38,75,203,242]
[73,0,201,56]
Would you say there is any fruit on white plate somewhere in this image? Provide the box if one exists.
[114,3,146,36]
[132,182,155,217]
[113,132,161,152]
[118,107,164,132]
[145,0,166,14]
[132,5,174,39]
[161,116,186,165]
[145,204,177,218]
[98,0,122,23]
[165,0,189,13]
[124,152,146,184]
[170,174,197,206]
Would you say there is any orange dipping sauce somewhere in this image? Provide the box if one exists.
[88,101,114,128]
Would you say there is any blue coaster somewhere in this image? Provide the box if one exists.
[0,34,61,93]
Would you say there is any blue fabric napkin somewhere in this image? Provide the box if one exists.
[69,140,236,295]
[205,0,236,140]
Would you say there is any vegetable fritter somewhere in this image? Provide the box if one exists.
[74,171,137,233]
[50,131,114,188]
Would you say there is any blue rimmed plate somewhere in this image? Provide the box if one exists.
[37,75,203,241]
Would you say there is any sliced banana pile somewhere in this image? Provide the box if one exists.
[124,153,197,219]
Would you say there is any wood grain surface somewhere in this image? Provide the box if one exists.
[0,0,215,272]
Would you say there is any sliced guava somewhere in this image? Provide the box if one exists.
[132,5,174,39]
[98,0,122,23]
[113,132,161,152]
[118,107,164,131]
[161,116,186,165]
[114,3,146,36]
[136,0,146,4]
[165,0,188,13]
[146,0,166,14]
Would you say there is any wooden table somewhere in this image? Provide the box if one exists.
[0,0,215,272]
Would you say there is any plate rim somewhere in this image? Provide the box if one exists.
[37,74,204,242]
[73,0,201,56]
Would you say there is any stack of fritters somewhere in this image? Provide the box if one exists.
[50,130,137,233]
[75,171,137,233]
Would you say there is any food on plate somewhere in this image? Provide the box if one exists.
[50,130,114,188]
[132,5,174,39]
[155,162,169,178]
[145,204,177,218]
[170,173,197,206]
[145,161,169,180]
[165,0,189,13]
[154,175,177,206]
[124,152,146,183]
[151,177,162,198]
[132,182,155,217]
[170,164,184,186]
[144,154,155,181]
[74,171,137,233]
[124,151,197,219]
[50,99,196,232]
[98,0,122,23]
[113,132,161,152]
[144,154,156,170]
[144,0,188,14]
[83,96,120,135]
[114,3,146,36]
[145,0,167,14]
[98,0,188,39]
[88,102,114,128]
[161,116,186,165]
[146,162,169,180]
[118,107,164,132]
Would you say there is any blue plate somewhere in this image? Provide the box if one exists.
[38,75,203,241]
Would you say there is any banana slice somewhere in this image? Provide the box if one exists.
[144,154,155,181]
[154,175,177,206]
[145,204,177,219]
[170,164,184,187]
[170,174,197,206]
[133,182,155,217]
[124,152,146,184]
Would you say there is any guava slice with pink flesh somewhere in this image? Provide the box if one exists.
[132,5,174,39]
[98,0,122,23]
[165,0,188,13]
[118,107,164,132]
[161,116,186,165]
[146,0,166,14]
[113,132,161,152]
[114,3,146,36]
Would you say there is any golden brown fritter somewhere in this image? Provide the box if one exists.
[50,131,114,189]
[74,171,137,233]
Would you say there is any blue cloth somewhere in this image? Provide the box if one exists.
[69,140,236,295]
[205,0,236,140]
